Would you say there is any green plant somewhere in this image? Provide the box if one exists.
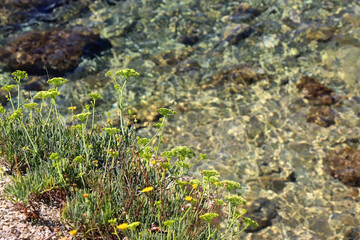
[0,69,257,239]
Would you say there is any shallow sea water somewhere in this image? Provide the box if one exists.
[1,0,360,239]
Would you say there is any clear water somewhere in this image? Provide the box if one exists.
[1,0,360,239]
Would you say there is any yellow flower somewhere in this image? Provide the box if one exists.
[185,196,192,201]
[68,106,76,110]
[69,230,77,236]
[116,137,120,142]
[60,238,67,240]
[214,182,220,186]
[141,186,154,193]
[192,184,198,189]
[83,193,89,198]
[116,223,129,230]
[93,160,98,164]
[107,118,111,124]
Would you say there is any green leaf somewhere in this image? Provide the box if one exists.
[73,156,85,163]
[163,220,175,228]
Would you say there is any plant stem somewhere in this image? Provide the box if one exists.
[17,84,20,110]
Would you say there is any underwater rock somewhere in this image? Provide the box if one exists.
[0,28,111,75]
[245,198,277,232]
[201,65,267,90]
[305,24,335,42]
[324,148,360,187]
[221,23,254,46]
[224,3,262,23]
[0,0,88,26]
[179,35,200,46]
[296,76,336,105]
[24,76,47,91]
[345,227,360,240]
[306,106,335,127]
[151,48,195,73]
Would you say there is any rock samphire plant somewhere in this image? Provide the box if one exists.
[0,69,257,239]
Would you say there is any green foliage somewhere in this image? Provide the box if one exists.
[88,93,101,101]
[0,69,256,240]
[47,77,68,88]
[1,84,16,92]
[115,69,140,79]
[12,70,28,84]
[158,108,176,118]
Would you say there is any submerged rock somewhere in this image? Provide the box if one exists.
[201,65,267,90]
[224,3,262,23]
[306,106,335,127]
[245,198,278,232]
[213,23,253,49]
[0,0,88,27]
[0,28,111,75]
[296,76,336,105]
[305,24,335,42]
[324,148,360,187]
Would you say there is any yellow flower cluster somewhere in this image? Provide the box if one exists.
[116,223,129,230]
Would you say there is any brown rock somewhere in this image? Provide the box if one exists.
[225,3,262,22]
[0,89,10,105]
[324,148,360,187]
[24,76,47,91]
[306,106,335,127]
[306,24,334,42]
[221,23,253,46]
[245,198,277,232]
[151,48,194,73]
[0,27,110,75]
[202,65,267,90]
[296,76,336,105]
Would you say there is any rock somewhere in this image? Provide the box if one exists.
[306,106,335,127]
[0,89,10,105]
[0,27,111,75]
[201,65,267,90]
[224,3,262,23]
[0,0,88,27]
[245,198,277,232]
[305,24,335,42]
[175,59,201,76]
[151,48,194,73]
[345,227,360,240]
[296,76,336,105]
[179,35,200,46]
[324,148,360,187]
[221,23,253,46]
[24,77,47,91]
